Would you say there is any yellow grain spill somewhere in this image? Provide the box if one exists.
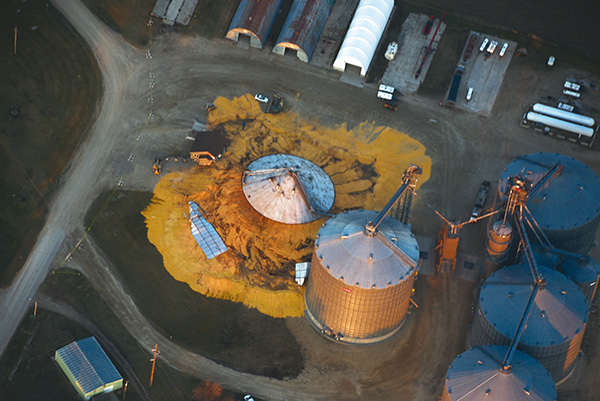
[143,94,431,318]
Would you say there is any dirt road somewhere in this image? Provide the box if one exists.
[1,0,599,400]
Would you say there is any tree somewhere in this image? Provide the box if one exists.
[191,380,223,401]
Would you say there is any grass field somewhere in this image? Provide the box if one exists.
[0,271,243,401]
[84,190,305,379]
[0,0,101,287]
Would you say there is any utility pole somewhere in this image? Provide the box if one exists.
[14,25,18,55]
[33,301,38,318]
[149,344,159,387]
[122,380,129,400]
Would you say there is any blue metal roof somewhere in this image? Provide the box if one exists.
[479,264,588,346]
[227,0,283,47]
[445,345,556,401]
[498,153,600,231]
[562,256,600,284]
[189,201,228,259]
[56,337,122,394]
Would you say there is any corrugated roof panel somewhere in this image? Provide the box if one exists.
[189,201,228,259]
[56,337,122,394]
[227,0,283,47]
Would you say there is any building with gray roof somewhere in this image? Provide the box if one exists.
[226,0,283,48]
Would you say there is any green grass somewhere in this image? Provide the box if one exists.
[84,190,305,379]
[0,0,101,287]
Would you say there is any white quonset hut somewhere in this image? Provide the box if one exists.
[332,0,394,76]
[470,264,588,382]
[305,209,420,343]
[442,345,557,401]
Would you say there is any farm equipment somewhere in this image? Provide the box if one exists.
[153,158,162,175]
[384,102,397,111]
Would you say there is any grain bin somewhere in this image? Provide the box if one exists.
[305,209,420,343]
[486,221,513,261]
[470,263,588,381]
[561,256,600,307]
[241,154,335,224]
[442,345,556,401]
[498,153,600,255]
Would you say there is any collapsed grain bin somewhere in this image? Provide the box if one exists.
[305,166,422,343]
[498,153,600,255]
[226,0,283,48]
[470,263,588,382]
[241,154,335,224]
[442,345,557,401]
[273,0,331,62]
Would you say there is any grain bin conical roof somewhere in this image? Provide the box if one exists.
[242,154,335,224]
[443,345,556,401]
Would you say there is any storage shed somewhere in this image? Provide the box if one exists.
[226,0,283,48]
[189,130,227,166]
[332,0,394,76]
[273,0,331,62]
[55,337,123,400]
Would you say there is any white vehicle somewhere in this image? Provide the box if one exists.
[466,87,473,101]
[377,91,393,101]
[244,396,255,401]
[558,103,575,112]
[547,56,555,66]
[378,84,395,94]
[499,42,508,57]
[385,42,398,60]
[479,37,489,52]
[486,40,498,54]
[564,81,581,91]
[563,89,581,98]
[254,94,269,103]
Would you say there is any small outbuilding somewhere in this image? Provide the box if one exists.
[189,130,227,166]
[55,337,123,400]
[226,0,283,48]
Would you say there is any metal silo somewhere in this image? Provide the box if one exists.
[442,345,557,401]
[305,209,420,343]
[486,221,513,261]
[470,263,588,382]
[561,256,600,307]
[498,153,600,255]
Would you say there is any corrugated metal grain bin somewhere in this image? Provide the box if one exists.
[305,209,420,343]
[442,345,557,401]
[561,256,600,307]
[470,264,588,381]
[498,153,600,255]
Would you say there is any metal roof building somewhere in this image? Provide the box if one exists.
[470,264,588,381]
[442,345,557,401]
[273,0,331,62]
[305,209,420,343]
[55,337,123,400]
[498,153,600,255]
[241,154,335,224]
[225,0,283,48]
[332,0,394,76]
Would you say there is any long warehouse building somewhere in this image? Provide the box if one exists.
[532,103,595,127]
[526,112,595,138]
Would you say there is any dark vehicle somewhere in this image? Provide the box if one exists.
[423,15,434,35]
[384,102,397,111]
[470,180,491,221]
